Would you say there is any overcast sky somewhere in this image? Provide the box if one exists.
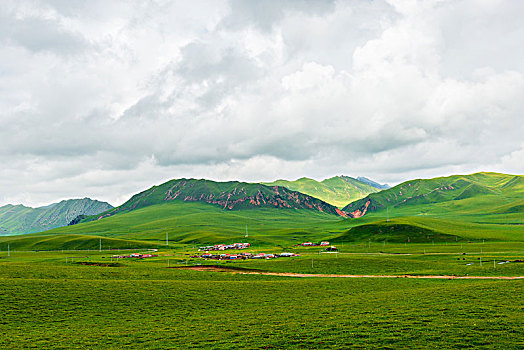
[1,0,523,207]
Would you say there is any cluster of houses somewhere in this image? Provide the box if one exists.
[198,242,250,251]
[297,241,331,247]
[324,246,339,252]
[192,252,300,260]
[112,253,158,259]
[296,241,338,251]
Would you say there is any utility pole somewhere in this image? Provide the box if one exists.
[99,239,102,253]
[166,232,169,246]
[245,224,248,238]
[7,243,10,257]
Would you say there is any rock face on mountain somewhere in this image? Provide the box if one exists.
[94,179,347,221]
[0,198,113,234]
[343,172,523,218]
[264,176,380,208]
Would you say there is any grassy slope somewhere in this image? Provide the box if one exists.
[38,201,345,247]
[264,176,379,208]
[329,173,524,244]
[344,172,523,215]
[88,178,341,222]
[0,199,113,235]
[3,200,521,252]
[0,233,154,251]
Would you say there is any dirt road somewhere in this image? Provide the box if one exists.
[176,266,524,280]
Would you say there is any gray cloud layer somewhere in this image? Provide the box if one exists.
[1,0,523,206]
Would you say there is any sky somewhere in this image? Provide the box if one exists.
[1,0,523,207]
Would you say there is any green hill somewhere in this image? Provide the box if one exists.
[0,233,153,251]
[332,220,459,243]
[343,172,524,218]
[42,201,346,247]
[0,198,113,235]
[264,176,380,208]
[85,178,345,223]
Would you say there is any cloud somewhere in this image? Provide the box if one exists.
[0,0,523,206]
[222,0,336,32]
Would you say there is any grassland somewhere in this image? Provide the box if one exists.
[15,202,346,248]
[0,247,522,349]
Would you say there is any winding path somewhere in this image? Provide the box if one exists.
[178,266,524,280]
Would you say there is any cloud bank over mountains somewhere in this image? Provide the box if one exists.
[1,0,523,206]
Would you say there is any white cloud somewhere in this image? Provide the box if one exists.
[0,0,523,207]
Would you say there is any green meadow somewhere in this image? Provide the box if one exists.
[0,248,523,349]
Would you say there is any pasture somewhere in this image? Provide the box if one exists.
[0,243,522,349]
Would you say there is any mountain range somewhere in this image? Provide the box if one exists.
[86,178,347,223]
[0,198,113,235]
[2,176,385,234]
[1,173,522,246]
[343,172,523,217]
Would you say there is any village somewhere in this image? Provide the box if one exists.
[112,252,159,259]
[297,241,339,251]
[109,241,337,262]
[191,240,339,260]
[198,242,250,251]
[297,241,330,247]
[192,251,300,260]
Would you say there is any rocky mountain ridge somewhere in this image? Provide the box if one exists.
[0,198,113,234]
[91,178,347,223]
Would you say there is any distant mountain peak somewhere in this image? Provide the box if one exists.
[356,177,390,190]
[0,198,113,235]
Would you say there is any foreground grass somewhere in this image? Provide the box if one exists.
[0,251,523,349]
